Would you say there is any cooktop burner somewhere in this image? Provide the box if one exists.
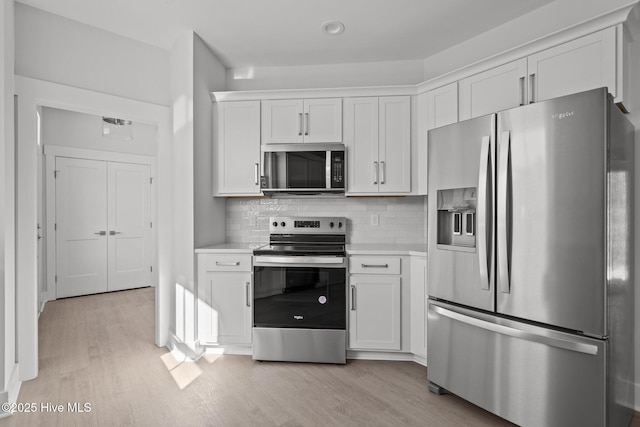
[254,216,347,256]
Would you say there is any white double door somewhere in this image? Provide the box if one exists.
[55,157,152,298]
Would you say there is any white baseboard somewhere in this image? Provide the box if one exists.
[635,382,640,412]
[0,363,22,419]
[202,345,252,356]
[347,350,415,362]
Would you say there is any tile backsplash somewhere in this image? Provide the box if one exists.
[227,196,427,245]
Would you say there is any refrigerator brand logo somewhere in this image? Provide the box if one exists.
[293,315,304,320]
[552,111,575,120]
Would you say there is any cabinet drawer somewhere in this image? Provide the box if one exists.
[198,254,252,272]
[349,256,401,275]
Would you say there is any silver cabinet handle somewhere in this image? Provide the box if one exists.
[304,112,309,136]
[373,161,378,185]
[94,231,106,236]
[246,281,251,307]
[519,76,525,106]
[350,285,356,310]
[497,131,511,294]
[361,263,388,268]
[477,135,491,291]
[109,230,122,235]
[380,161,385,185]
[254,163,259,185]
[298,113,303,136]
[529,73,536,104]
[216,261,240,266]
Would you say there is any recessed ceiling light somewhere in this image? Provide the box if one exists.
[321,20,345,36]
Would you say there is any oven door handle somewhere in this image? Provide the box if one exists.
[253,256,346,268]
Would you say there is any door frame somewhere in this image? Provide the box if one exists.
[15,76,171,381]
[44,146,156,303]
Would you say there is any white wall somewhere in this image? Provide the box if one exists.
[41,107,158,156]
[226,59,424,91]
[170,31,228,353]
[193,34,226,248]
[0,0,18,409]
[625,27,640,411]
[14,3,170,106]
[170,32,195,346]
[422,0,638,81]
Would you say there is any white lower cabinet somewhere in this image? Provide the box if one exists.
[348,256,403,351]
[197,254,252,345]
[349,275,401,350]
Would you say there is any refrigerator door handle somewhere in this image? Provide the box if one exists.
[498,131,511,293]
[477,135,491,291]
[431,304,599,356]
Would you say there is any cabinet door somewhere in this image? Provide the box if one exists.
[349,275,401,350]
[410,256,427,359]
[425,82,458,130]
[303,98,342,143]
[198,269,252,345]
[261,99,304,144]
[344,97,379,194]
[527,27,616,104]
[378,96,411,193]
[215,101,261,196]
[459,59,527,121]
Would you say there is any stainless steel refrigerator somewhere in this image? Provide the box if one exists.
[426,88,634,427]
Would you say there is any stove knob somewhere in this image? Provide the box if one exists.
[339,222,343,228]
[281,222,286,227]
[329,222,334,228]
[272,222,278,227]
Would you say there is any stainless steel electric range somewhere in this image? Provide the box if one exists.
[252,216,347,364]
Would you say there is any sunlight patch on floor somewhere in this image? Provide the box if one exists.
[160,351,203,390]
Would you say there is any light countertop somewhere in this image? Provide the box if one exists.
[196,242,426,257]
[346,244,426,257]
[195,243,265,254]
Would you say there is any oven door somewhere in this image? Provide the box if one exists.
[253,256,346,330]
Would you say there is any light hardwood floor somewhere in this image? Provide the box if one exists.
[1,287,638,426]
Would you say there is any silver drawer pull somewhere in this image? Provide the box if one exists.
[216,261,240,266]
[361,263,388,268]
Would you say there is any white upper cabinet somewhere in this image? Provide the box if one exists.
[458,26,625,118]
[459,59,528,121]
[261,98,342,144]
[344,97,379,194]
[214,101,261,196]
[344,96,410,195]
[527,26,619,105]
[378,96,411,193]
[425,82,458,130]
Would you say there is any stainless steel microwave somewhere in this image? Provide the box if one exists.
[260,143,345,196]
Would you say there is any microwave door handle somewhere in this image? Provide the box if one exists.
[326,151,331,189]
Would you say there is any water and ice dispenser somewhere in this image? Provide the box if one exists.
[436,187,476,250]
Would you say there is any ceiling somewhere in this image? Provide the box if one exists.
[16,0,554,68]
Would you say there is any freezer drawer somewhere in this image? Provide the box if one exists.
[427,300,606,427]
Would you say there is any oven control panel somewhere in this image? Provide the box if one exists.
[269,216,346,234]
